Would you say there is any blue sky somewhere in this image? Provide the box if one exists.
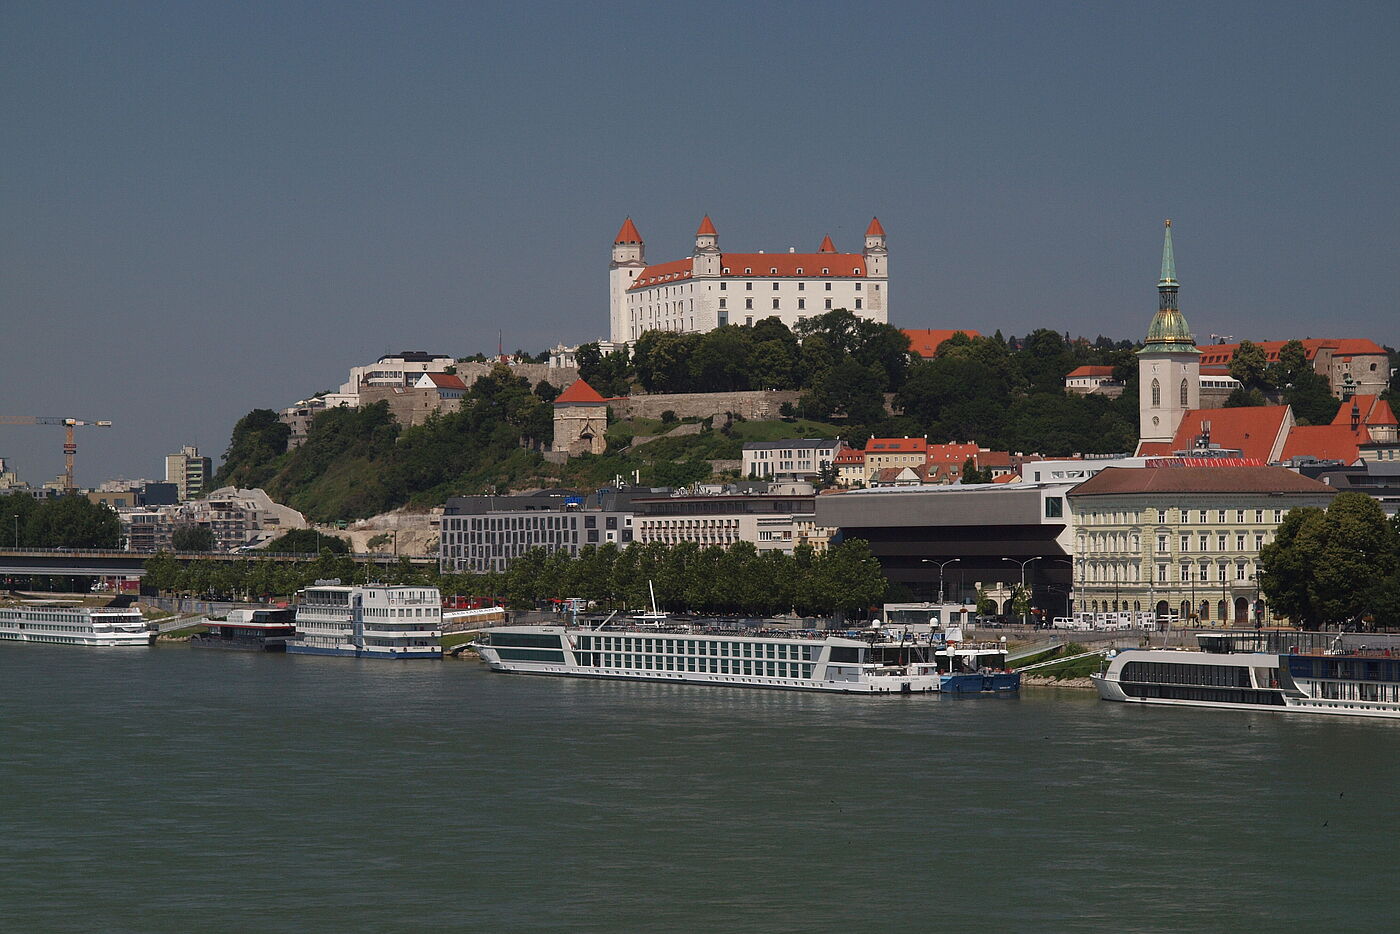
[3,1,1397,482]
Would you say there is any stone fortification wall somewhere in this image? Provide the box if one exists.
[615,390,803,421]
[359,387,459,429]
[456,361,578,391]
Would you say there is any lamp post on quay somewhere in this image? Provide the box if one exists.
[1002,556,1040,628]
[921,558,961,605]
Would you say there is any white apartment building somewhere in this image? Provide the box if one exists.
[742,439,844,480]
[338,351,456,395]
[609,216,889,343]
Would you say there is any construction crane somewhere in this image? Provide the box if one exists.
[0,416,113,494]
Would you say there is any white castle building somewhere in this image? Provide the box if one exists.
[609,216,889,343]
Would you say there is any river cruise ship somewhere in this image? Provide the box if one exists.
[0,603,152,647]
[192,607,297,652]
[473,623,1018,694]
[1093,630,1400,719]
[287,582,443,659]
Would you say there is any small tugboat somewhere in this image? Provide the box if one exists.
[192,607,298,652]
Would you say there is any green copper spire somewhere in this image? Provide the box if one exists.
[1138,219,1200,356]
[1158,218,1177,286]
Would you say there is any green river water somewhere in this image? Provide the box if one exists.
[1,643,1396,933]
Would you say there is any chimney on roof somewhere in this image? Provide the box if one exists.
[1351,403,1361,432]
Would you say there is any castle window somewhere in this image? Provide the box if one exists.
[824,281,832,289]
[744,268,752,275]
[874,284,880,290]
[1180,379,1189,405]
[772,298,780,309]
[825,299,832,310]
[797,282,804,290]
[797,299,805,310]
[854,268,862,274]
[773,282,779,290]
[722,267,730,274]
[746,281,753,290]
[855,282,862,291]
[854,299,862,310]
[1151,378,1161,406]
[796,268,803,275]
[770,268,777,275]
[720,282,726,290]
[745,299,753,310]
[822,269,829,276]
[718,298,726,309]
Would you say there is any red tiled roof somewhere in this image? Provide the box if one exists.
[1146,406,1294,462]
[866,216,886,237]
[927,442,979,464]
[865,438,928,453]
[1199,366,1233,376]
[627,253,868,290]
[1066,365,1116,379]
[614,217,642,244]
[628,258,695,289]
[819,234,837,253]
[993,472,1019,484]
[1331,394,1398,428]
[1070,466,1335,496]
[872,465,928,483]
[1281,425,1366,464]
[1196,338,1389,367]
[554,379,609,405]
[696,215,717,236]
[422,373,466,390]
[834,449,865,464]
[902,329,982,357]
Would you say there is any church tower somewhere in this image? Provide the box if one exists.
[609,218,646,343]
[1137,219,1201,448]
[863,217,888,316]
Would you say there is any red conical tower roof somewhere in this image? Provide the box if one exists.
[696,215,717,236]
[818,234,837,253]
[555,378,609,404]
[614,217,643,244]
[866,216,886,236]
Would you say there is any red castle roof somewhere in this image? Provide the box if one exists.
[696,215,717,236]
[627,254,868,290]
[819,234,837,253]
[614,217,643,244]
[866,217,885,236]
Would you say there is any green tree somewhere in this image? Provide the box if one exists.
[0,492,40,547]
[171,525,216,552]
[1228,340,1271,392]
[1259,493,1399,628]
[25,496,121,549]
[215,408,291,488]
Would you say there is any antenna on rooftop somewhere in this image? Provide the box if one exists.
[1209,334,1233,344]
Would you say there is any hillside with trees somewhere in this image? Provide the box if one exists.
[214,310,1356,522]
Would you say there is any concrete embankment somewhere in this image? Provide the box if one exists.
[1021,676,1096,690]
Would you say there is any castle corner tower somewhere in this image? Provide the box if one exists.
[609,218,646,343]
[1137,219,1200,448]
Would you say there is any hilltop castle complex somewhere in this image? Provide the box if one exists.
[608,216,889,343]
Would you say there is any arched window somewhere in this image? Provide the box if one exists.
[1151,378,1161,406]
[1180,378,1189,406]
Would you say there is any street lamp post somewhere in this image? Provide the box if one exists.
[921,558,961,605]
[1002,556,1040,628]
[12,514,18,548]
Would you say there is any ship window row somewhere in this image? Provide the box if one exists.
[1313,680,1399,702]
[1121,684,1285,705]
[577,653,814,678]
[1121,661,1252,687]
[575,636,816,660]
[364,606,439,618]
[1290,658,1400,683]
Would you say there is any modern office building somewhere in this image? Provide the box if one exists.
[164,445,212,501]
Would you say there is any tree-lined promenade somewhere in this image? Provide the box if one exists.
[141,539,889,618]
